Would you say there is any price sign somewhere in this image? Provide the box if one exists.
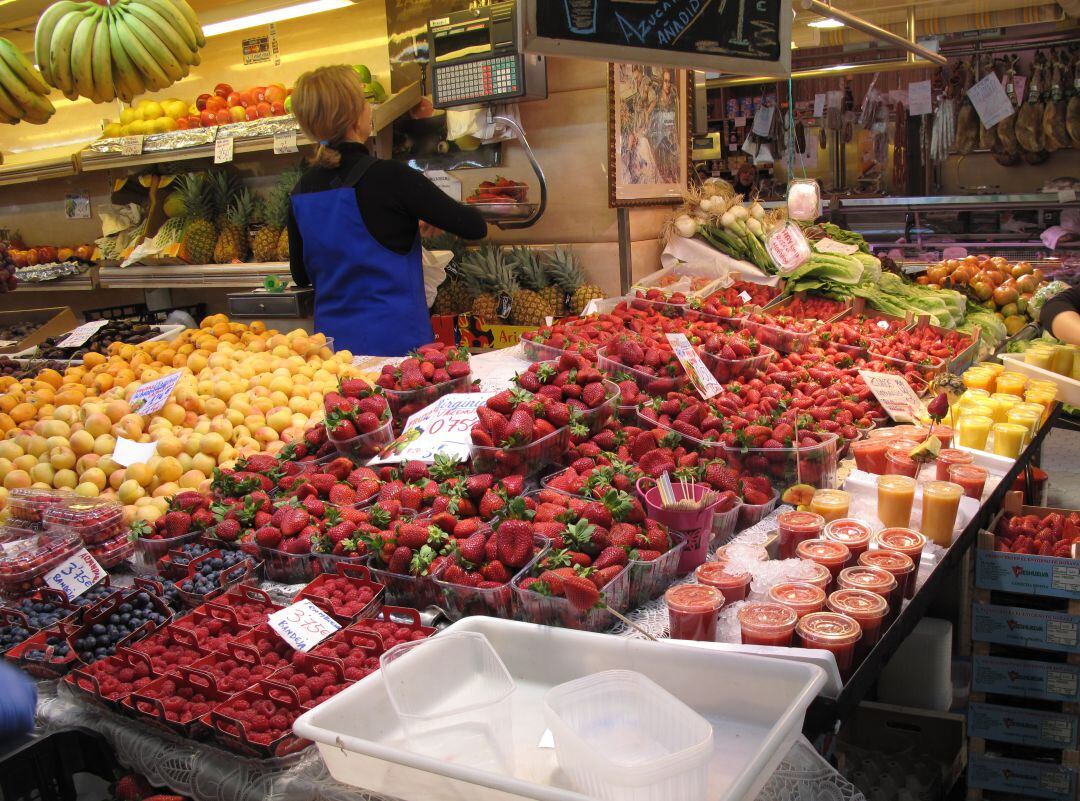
[666,333,723,400]
[121,136,143,155]
[1058,189,1077,204]
[738,290,752,304]
[858,370,924,422]
[814,237,860,256]
[372,392,494,464]
[908,80,932,116]
[751,106,775,137]
[268,599,341,651]
[214,136,234,164]
[273,132,298,154]
[967,72,1015,129]
[44,548,104,600]
[129,370,184,416]
[876,319,892,330]
[0,340,19,348]
[424,170,462,201]
[113,436,159,467]
[56,319,109,348]
[813,93,826,118]
[766,222,812,274]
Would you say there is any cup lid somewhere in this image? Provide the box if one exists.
[696,561,749,584]
[948,464,987,479]
[796,560,833,589]
[777,510,825,530]
[838,566,898,593]
[796,538,851,562]
[827,588,888,619]
[876,527,927,552]
[768,581,827,607]
[812,489,851,504]
[877,474,916,490]
[714,543,769,563]
[737,602,798,631]
[937,448,973,462]
[922,480,964,499]
[797,611,862,645]
[859,549,915,574]
[824,519,873,545]
[665,583,724,613]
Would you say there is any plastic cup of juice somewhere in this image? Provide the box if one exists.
[957,415,993,450]
[738,602,799,647]
[867,428,903,441]
[884,447,920,479]
[1024,348,1054,369]
[977,361,1005,378]
[714,543,769,564]
[962,369,994,392]
[989,394,1021,423]
[874,528,927,599]
[1025,390,1057,414]
[1029,378,1060,394]
[877,475,916,528]
[994,371,1028,396]
[890,425,930,442]
[851,438,891,474]
[949,464,988,499]
[928,425,954,449]
[935,448,973,481]
[920,480,964,547]
[795,538,851,587]
[827,588,888,657]
[796,612,862,679]
[809,489,851,523]
[992,422,1028,458]
[1016,400,1049,426]
[860,548,916,601]
[838,565,900,618]
[767,581,827,618]
[961,388,991,402]
[797,560,833,591]
[776,510,825,560]
[665,584,724,642]
[695,561,751,604]
[962,401,997,421]
[824,518,873,566]
[1007,408,1042,440]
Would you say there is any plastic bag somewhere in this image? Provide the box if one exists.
[423,248,452,306]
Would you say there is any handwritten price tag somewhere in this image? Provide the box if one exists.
[129,370,184,416]
[44,548,104,600]
[121,136,143,155]
[814,237,860,256]
[859,370,924,422]
[273,132,298,154]
[372,392,494,465]
[813,93,826,118]
[268,599,341,651]
[766,222,812,274]
[967,72,1015,129]
[214,136,234,164]
[876,319,892,330]
[667,333,723,400]
[738,290,752,304]
[56,320,109,348]
[908,80,932,116]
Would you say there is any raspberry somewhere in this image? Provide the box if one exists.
[249,714,270,732]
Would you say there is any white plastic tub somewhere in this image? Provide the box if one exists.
[293,616,826,801]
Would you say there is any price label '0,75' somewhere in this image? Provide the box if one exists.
[268,599,341,651]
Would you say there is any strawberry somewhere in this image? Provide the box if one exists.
[387,545,413,574]
[279,508,309,537]
[395,522,433,550]
[457,532,488,564]
[255,526,283,547]
[592,546,628,570]
[215,518,241,541]
[355,412,381,434]
[562,575,601,611]
[481,561,512,584]
[581,383,608,408]
[163,511,191,537]
[328,484,357,506]
[495,520,534,568]
[302,496,325,518]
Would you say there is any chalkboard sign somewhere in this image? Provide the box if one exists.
[524,0,792,77]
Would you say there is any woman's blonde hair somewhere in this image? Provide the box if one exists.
[291,65,368,169]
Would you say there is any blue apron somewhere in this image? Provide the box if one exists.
[290,155,434,357]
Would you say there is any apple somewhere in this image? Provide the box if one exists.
[25,248,40,266]
[57,247,74,262]
[186,115,202,129]
[38,246,58,263]
[265,85,287,104]
[237,91,252,108]
[216,109,232,125]
[251,86,267,103]
[256,101,271,118]
[284,95,292,113]
[229,106,247,123]
[244,106,259,121]
[75,245,94,261]
[410,96,434,119]
[269,101,285,116]
[226,91,242,108]
[196,93,211,110]
[176,117,190,130]
[214,83,233,98]
[200,110,217,127]
[206,96,226,112]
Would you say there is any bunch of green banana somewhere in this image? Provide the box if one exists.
[0,38,55,125]
[35,0,204,103]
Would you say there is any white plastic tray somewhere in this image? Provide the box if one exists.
[294,617,826,801]
[1000,353,1080,406]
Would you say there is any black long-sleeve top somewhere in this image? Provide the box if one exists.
[1040,285,1080,334]
[287,142,487,287]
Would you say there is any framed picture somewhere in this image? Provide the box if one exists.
[608,63,691,208]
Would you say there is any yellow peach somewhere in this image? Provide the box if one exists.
[53,469,78,489]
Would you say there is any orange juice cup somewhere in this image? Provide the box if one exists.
[776,510,825,560]
[1007,408,1042,440]
[957,414,993,450]
[1025,390,1056,415]
[695,561,751,604]
[797,560,833,591]
[665,584,724,641]
[935,448,973,481]
[809,489,851,523]
[949,464,988,499]
[838,565,900,619]
[989,394,1021,423]
[851,438,891,474]
[828,588,888,660]
[992,423,1028,458]
[877,475,916,528]
[977,361,1005,378]
[962,369,994,392]
[994,371,1028,397]
[796,612,862,679]
[824,518,873,566]
[738,602,799,647]
[920,480,964,546]
[1016,401,1048,426]
[795,538,851,587]
[884,447,920,479]
[875,528,927,599]
[928,425,954,448]
[767,581,827,618]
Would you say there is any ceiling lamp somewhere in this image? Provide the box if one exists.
[202,0,352,37]
[807,17,845,28]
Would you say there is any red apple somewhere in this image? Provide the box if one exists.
[244,106,260,121]
[226,91,242,108]
[200,110,217,127]
[196,93,211,111]
[237,91,252,108]
[176,117,190,130]
[251,86,267,103]
[265,85,287,104]
[186,115,203,129]
[38,246,57,262]
[269,101,285,116]
[214,83,233,99]
[216,109,232,125]
[206,96,226,112]
[256,102,271,118]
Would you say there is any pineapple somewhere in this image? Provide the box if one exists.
[508,246,555,325]
[213,189,255,264]
[546,246,603,314]
[254,169,299,263]
[459,245,516,320]
[430,276,473,315]
[207,171,242,229]
[176,174,216,265]
[276,228,290,262]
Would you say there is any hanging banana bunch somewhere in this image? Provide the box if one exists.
[0,38,55,124]
[35,0,204,103]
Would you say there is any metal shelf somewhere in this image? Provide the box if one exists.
[0,149,81,187]
[99,262,290,289]
[837,193,1079,213]
[13,271,96,292]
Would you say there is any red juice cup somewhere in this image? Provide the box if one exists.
[827,588,888,663]
[737,602,799,647]
[796,611,863,679]
[949,464,988,499]
[873,528,926,599]
[884,447,920,478]
[930,425,954,448]
[795,538,851,588]
[935,449,973,481]
[767,581,827,618]
[867,428,902,441]
[714,543,769,563]
[890,425,930,442]
[696,562,751,604]
[837,566,900,620]
[665,584,724,642]
[824,518,873,566]
[859,549,915,604]
[776,511,825,560]
[851,438,891,474]
[796,560,833,591]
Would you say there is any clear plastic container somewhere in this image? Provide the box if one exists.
[665,583,723,642]
[131,530,201,575]
[949,464,988,500]
[365,561,445,609]
[384,372,473,432]
[381,631,516,773]
[838,566,901,619]
[808,489,851,523]
[874,527,927,600]
[544,669,714,801]
[767,581,827,618]
[0,531,83,599]
[710,501,742,545]
[470,425,570,478]
[577,379,620,435]
[258,546,318,584]
[695,561,751,604]
[737,602,799,647]
[42,497,124,545]
[738,316,816,354]
[88,531,135,569]
[722,433,838,490]
[435,543,546,622]
[823,519,872,566]
[697,345,776,383]
[935,449,974,481]
[514,563,630,632]
[796,612,862,679]
[827,588,888,658]
[859,550,916,602]
[794,538,851,586]
[628,534,686,608]
[776,511,825,560]
[596,346,691,396]
[737,489,779,529]
[329,417,395,459]
[6,488,71,525]
[867,349,946,384]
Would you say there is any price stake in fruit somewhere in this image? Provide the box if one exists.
[44,548,104,600]
[129,370,184,416]
[372,392,495,464]
[268,599,341,651]
[858,370,924,422]
[56,320,109,348]
[667,334,723,400]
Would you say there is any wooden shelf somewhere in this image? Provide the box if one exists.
[99,262,290,289]
[14,269,97,291]
[0,147,81,187]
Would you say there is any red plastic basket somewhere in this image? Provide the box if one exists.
[203,681,312,759]
[123,666,229,738]
[294,563,385,623]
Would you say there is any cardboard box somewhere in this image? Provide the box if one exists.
[971,603,1080,654]
[0,307,78,354]
[455,314,540,352]
[969,700,1078,750]
[968,753,1077,800]
[973,654,1080,703]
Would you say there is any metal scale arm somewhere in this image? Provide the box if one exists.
[489,113,547,229]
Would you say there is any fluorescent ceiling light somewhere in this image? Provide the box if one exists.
[808,17,845,28]
[203,0,351,37]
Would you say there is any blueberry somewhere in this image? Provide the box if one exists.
[92,624,105,635]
